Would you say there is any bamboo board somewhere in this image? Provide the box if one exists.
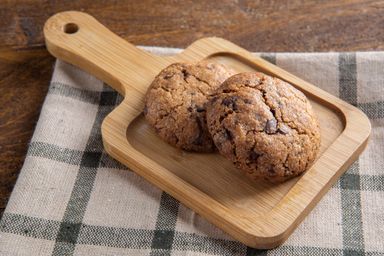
[44,11,371,249]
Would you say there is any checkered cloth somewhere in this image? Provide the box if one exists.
[0,47,383,256]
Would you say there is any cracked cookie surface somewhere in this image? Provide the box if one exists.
[144,61,234,152]
[206,72,321,182]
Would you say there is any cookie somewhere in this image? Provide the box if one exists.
[206,72,321,182]
[144,61,234,152]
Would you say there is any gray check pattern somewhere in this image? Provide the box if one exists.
[0,47,383,256]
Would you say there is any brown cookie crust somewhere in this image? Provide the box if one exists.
[144,61,234,152]
[206,72,321,182]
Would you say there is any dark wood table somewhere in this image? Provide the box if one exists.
[1,0,383,216]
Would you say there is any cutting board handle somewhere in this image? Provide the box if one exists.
[44,11,170,96]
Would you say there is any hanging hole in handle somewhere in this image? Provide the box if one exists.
[63,23,79,34]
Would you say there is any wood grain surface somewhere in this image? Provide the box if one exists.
[1,0,383,216]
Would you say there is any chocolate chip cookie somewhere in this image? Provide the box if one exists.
[206,72,321,182]
[144,61,234,152]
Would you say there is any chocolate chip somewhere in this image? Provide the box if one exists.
[196,106,205,112]
[182,69,189,82]
[222,96,236,106]
[243,98,252,104]
[265,119,277,134]
[187,106,193,112]
[249,151,260,161]
[277,124,290,135]
[222,96,239,111]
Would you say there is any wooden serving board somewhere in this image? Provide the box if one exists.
[44,11,371,249]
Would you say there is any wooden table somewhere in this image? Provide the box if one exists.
[1,0,383,216]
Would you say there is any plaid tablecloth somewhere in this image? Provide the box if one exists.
[0,47,383,256]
